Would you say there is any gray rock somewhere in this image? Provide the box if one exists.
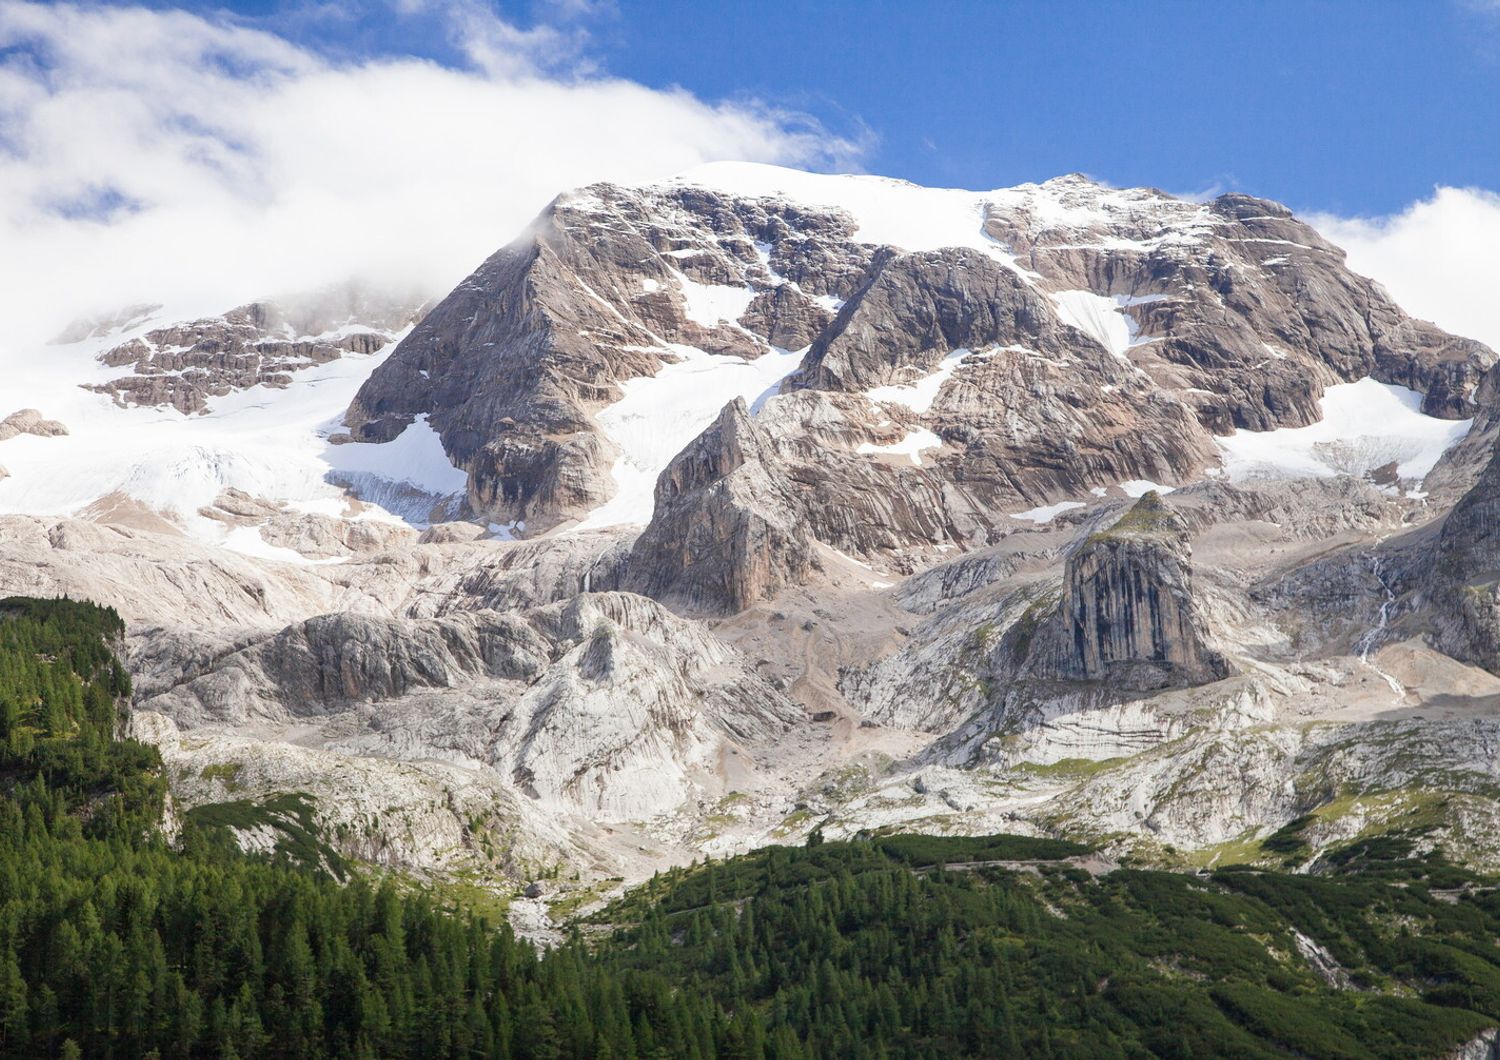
[88,289,425,414]
[1038,492,1231,689]
[0,408,68,441]
[625,398,816,613]
[1432,436,1500,669]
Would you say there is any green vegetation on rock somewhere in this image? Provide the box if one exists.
[1087,489,1179,544]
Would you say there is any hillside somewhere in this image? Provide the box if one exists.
[5,598,1500,1057]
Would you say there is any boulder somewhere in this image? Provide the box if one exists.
[0,408,67,441]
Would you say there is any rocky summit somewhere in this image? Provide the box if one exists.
[7,160,1500,922]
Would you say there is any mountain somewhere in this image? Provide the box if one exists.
[4,162,1500,932]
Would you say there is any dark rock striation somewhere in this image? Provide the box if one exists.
[1434,436,1500,670]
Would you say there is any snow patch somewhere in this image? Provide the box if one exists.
[1051,291,1162,358]
[323,415,468,499]
[221,526,345,567]
[1011,500,1085,524]
[671,162,1021,268]
[1217,378,1471,483]
[574,344,805,530]
[676,273,755,328]
[0,321,443,541]
[866,349,970,414]
[857,428,944,466]
[1119,480,1176,498]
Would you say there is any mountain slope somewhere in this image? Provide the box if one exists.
[6,164,1500,929]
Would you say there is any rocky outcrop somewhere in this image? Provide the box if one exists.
[0,514,344,629]
[196,489,419,558]
[493,593,801,815]
[1434,436,1500,670]
[0,408,68,440]
[845,491,1239,736]
[134,609,550,723]
[88,290,425,414]
[403,529,636,617]
[134,590,802,820]
[1446,1028,1500,1060]
[1037,492,1231,689]
[135,709,584,881]
[625,399,815,612]
[791,248,1048,391]
[343,183,870,532]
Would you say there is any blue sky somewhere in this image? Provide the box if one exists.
[156,0,1500,217]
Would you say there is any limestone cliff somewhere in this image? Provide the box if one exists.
[1041,492,1231,689]
[1434,435,1500,670]
[625,398,815,613]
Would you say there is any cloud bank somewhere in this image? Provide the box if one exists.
[0,1,857,347]
[5,0,1494,366]
[1312,186,1500,352]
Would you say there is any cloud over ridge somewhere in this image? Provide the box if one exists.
[1311,186,1500,354]
[0,0,857,345]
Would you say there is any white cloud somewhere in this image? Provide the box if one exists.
[0,0,858,347]
[1311,186,1500,352]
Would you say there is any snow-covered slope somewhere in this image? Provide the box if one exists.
[0,299,462,559]
[1217,378,1471,486]
[665,161,1217,263]
[575,343,804,531]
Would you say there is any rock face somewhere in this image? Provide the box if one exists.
[1434,436,1500,669]
[0,408,68,440]
[343,182,868,532]
[196,489,419,559]
[1040,492,1231,689]
[984,185,1489,427]
[133,591,802,820]
[625,398,815,613]
[136,609,549,722]
[87,289,426,414]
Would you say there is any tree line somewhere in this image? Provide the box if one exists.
[4,596,1500,1057]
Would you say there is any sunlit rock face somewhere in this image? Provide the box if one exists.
[1047,492,1231,690]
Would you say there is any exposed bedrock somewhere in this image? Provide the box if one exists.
[1434,434,1500,670]
[1038,491,1232,690]
[342,173,1494,542]
[625,398,816,614]
[87,291,425,414]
